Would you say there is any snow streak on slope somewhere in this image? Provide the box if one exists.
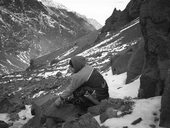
[1,19,153,128]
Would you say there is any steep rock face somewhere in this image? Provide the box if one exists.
[101,8,121,33]
[0,0,96,75]
[126,41,145,84]
[99,0,143,38]
[110,51,132,75]
[139,0,170,100]
[160,69,170,127]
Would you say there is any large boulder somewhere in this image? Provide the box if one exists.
[110,51,132,75]
[139,0,170,98]
[126,42,145,84]
[63,113,101,128]
[88,98,134,123]
[23,93,82,128]
[0,94,25,113]
[160,69,170,127]
[0,121,9,128]
[23,94,57,128]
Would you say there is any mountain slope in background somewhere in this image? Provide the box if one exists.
[0,18,153,128]
[0,0,99,75]
[0,0,170,127]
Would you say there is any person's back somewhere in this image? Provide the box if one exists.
[46,56,109,128]
[58,56,109,109]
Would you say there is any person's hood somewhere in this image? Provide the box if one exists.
[70,56,86,73]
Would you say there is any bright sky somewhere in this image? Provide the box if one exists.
[54,0,131,25]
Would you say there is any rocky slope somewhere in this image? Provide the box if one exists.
[1,0,170,127]
[0,0,98,75]
[96,0,143,41]
[0,17,142,127]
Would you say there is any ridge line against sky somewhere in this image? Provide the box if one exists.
[53,0,131,25]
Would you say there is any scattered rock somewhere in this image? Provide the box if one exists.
[131,117,142,125]
[149,124,156,128]
[154,117,159,122]
[9,113,19,121]
[0,120,9,128]
[56,72,62,78]
[100,107,118,123]
[88,98,134,116]
[63,113,101,128]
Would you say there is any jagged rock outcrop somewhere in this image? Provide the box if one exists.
[101,8,121,33]
[99,0,143,39]
[138,0,170,99]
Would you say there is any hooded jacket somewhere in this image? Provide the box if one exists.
[60,56,109,101]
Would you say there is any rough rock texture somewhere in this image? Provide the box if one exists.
[99,107,118,123]
[160,69,170,127]
[126,42,145,84]
[63,113,101,128]
[139,0,170,99]
[23,92,82,128]
[0,120,9,128]
[88,98,134,123]
[23,94,58,128]
[101,8,121,33]
[139,0,170,126]
[110,49,133,75]
[0,94,25,113]
[99,0,143,38]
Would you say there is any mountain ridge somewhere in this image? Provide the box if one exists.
[0,0,98,75]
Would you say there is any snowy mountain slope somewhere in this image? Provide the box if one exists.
[0,18,141,83]
[0,16,163,128]
[0,66,162,128]
[0,0,97,75]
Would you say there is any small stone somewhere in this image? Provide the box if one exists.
[0,120,9,128]
[21,116,27,120]
[149,124,156,128]
[154,117,159,122]
[131,117,142,125]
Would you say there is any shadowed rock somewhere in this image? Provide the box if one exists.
[126,43,145,84]
[160,69,170,127]
[0,120,9,128]
[110,52,132,75]
[63,113,101,128]
[139,0,170,99]
[0,94,25,113]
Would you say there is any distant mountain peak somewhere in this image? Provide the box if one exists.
[74,12,102,30]
[38,0,68,10]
